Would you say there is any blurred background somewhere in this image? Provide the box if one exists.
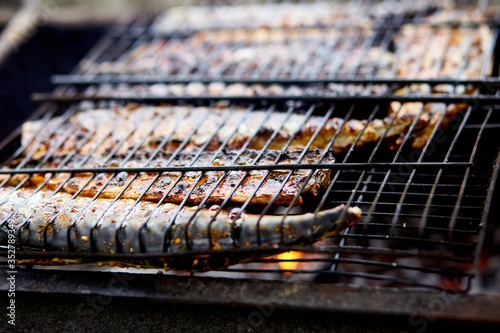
[0,0,188,142]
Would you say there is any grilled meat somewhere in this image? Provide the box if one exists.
[0,187,361,270]
[4,149,334,206]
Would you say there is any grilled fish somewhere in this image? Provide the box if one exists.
[92,28,395,78]
[23,25,493,159]
[4,149,334,206]
[151,0,477,35]
[21,103,422,161]
[389,25,492,149]
[152,2,376,34]
[0,187,361,270]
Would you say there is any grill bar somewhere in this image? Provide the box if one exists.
[470,149,500,289]
[50,76,500,86]
[30,92,500,103]
[0,244,479,262]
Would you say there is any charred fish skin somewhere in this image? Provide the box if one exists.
[183,204,363,252]
[0,188,361,269]
[3,149,335,207]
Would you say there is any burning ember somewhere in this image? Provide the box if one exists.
[277,251,302,273]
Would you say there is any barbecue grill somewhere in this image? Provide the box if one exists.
[2,0,500,331]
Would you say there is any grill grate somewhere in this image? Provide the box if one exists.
[1,0,500,292]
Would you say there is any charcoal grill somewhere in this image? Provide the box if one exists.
[2,0,500,331]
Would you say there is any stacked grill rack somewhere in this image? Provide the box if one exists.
[2,0,500,293]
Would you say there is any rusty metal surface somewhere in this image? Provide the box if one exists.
[2,268,500,324]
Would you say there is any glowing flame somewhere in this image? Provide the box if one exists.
[277,251,302,273]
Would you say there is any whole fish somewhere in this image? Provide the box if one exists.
[0,187,361,270]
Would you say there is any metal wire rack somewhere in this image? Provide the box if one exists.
[1,0,500,292]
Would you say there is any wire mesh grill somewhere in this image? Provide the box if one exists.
[51,0,499,84]
[1,0,500,292]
